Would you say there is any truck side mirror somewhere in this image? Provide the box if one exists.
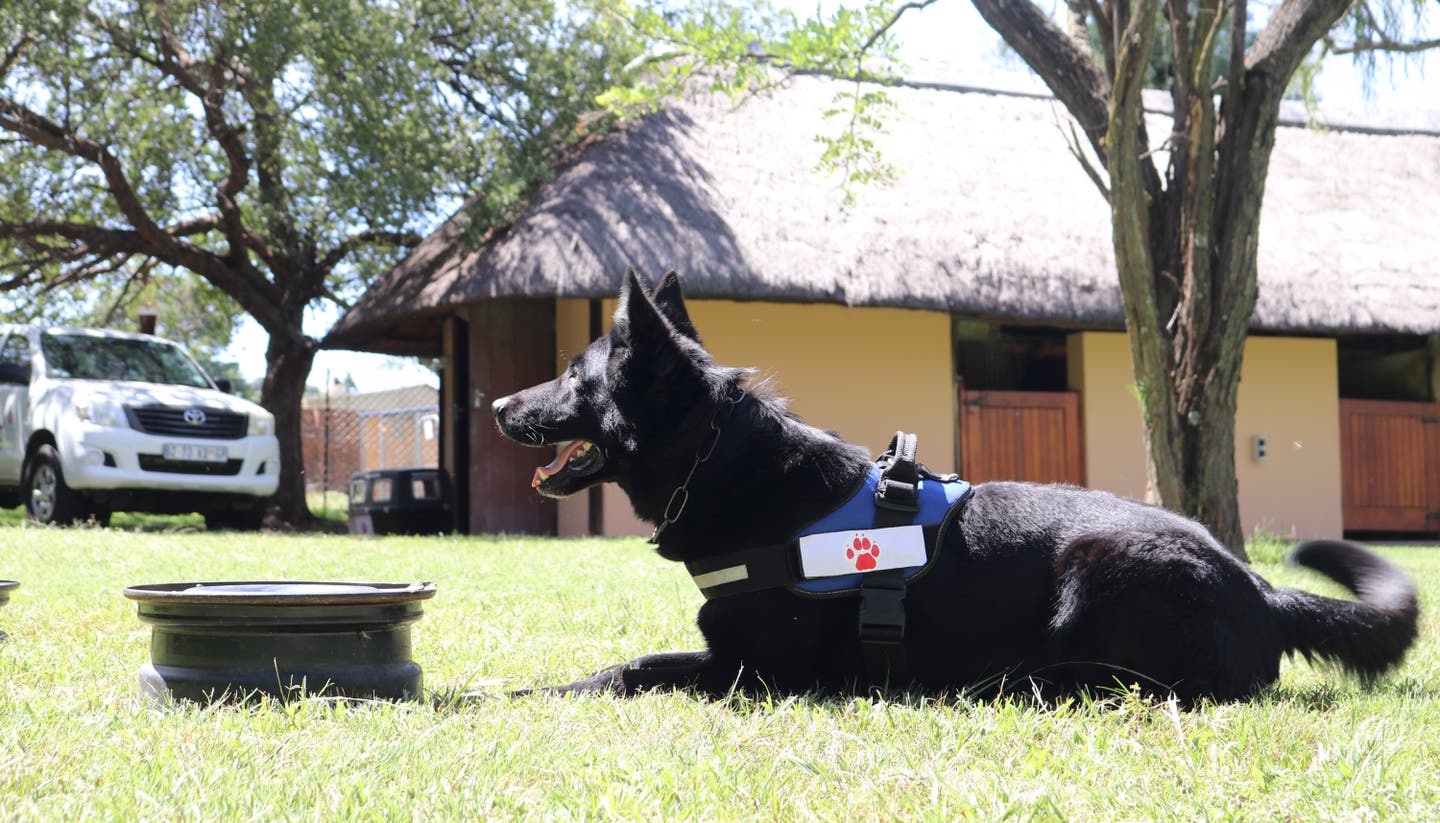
[0,362,30,386]
[214,377,233,394]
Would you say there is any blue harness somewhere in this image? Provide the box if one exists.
[682,431,972,683]
[790,464,972,594]
[683,432,972,599]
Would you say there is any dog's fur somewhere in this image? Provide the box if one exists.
[492,271,1419,703]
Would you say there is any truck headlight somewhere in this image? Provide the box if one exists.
[248,413,275,437]
[75,400,129,428]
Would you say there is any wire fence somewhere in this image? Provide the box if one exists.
[300,383,440,504]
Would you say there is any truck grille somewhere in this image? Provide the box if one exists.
[138,455,245,476]
[127,406,247,440]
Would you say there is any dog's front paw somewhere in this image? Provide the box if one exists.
[505,662,628,698]
[511,651,713,698]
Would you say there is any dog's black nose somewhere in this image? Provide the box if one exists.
[491,395,510,421]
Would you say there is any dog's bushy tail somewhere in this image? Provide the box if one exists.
[1267,540,1419,679]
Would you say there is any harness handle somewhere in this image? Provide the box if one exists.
[875,431,920,514]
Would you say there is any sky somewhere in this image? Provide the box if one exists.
[225,0,1436,395]
[227,305,439,394]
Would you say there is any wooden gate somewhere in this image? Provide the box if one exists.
[466,298,558,536]
[1339,398,1440,533]
[959,388,1083,485]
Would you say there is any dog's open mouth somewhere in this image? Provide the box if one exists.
[531,439,604,494]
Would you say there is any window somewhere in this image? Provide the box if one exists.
[0,332,31,368]
[1337,335,1434,402]
[953,321,1070,391]
[371,478,393,503]
[40,332,211,388]
[410,473,440,500]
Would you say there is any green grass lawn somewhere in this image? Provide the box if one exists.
[0,524,1437,820]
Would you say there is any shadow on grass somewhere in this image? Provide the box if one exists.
[1267,676,1440,709]
[429,659,1192,717]
[435,659,1440,717]
[0,506,350,534]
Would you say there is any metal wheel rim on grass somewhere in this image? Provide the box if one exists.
[124,580,437,704]
[0,580,17,641]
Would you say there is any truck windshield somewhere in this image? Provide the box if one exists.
[40,333,213,388]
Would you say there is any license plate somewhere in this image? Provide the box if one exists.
[349,513,374,535]
[162,443,229,463]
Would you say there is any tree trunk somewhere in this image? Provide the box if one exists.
[261,331,319,528]
[971,0,1358,560]
[1103,0,1256,557]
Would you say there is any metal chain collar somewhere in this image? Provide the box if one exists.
[648,392,742,545]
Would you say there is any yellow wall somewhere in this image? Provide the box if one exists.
[549,309,1342,540]
[554,298,593,537]
[1069,331,1343,539]
[1233,336,1343,540]
[554,299,956,537]
[1066,332,1149,501]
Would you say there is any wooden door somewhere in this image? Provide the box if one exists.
[466,298,558,535]
[441,315,470,533]
[1339,398,1440,533]
[959,388,1083,485]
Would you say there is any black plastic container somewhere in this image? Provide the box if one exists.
[0,580,16,641]
[123,581,436,703]
[348,468,453,535]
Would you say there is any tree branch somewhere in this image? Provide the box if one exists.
[1,35,33,80]
[860,0,941,54]
[969,0,1113,164]
[125,12,275,286]
[1246,0,1352,84]
[317,229,423,276]
[321,285,354,313]
[0,96,169,246]
[1326,34,1440,55]
[1168,0,1194,124]
[1062,118,1111,201]
[49,252,138,291]
[0,219,154,254]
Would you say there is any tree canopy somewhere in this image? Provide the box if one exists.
[1,0,642,525]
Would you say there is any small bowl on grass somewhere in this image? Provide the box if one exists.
[123,580,436,703]
[0,579,16,641]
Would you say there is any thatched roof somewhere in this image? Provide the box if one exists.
[327,72,1440,355]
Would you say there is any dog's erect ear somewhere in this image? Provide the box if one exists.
[614,268,673,346]
[650,270,700,343]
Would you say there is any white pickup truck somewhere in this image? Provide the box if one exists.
[0,325,279,529]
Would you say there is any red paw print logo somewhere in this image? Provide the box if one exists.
[846,533,880,571]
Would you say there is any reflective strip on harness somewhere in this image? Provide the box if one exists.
[690,564,750,590]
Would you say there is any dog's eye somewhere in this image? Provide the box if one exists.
[567,371,580,384]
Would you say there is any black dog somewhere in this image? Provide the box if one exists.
[492,271,1419,703]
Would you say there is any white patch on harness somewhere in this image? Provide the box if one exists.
[797,524,927,578]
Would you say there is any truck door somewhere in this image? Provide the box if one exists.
[0,331,32,482]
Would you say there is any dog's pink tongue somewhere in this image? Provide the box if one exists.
[531,440,586,488]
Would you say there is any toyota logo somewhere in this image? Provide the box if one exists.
[183,408,207,426]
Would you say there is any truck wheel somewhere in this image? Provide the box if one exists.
[204,506,265,531]
[24,444,85,526]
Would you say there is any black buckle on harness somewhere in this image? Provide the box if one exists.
[861,431,923,685]
[859,570,908,680]
[874,479,919,513]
